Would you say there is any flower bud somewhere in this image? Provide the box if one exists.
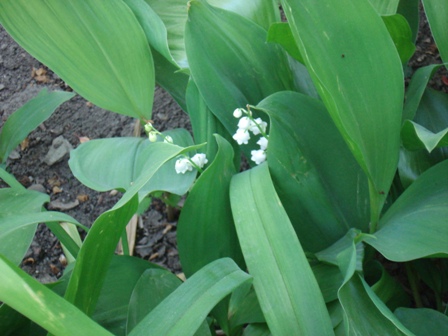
[148,132,157,142]
[144,123,153,133]
[233,108,243,118]
[164,135,173,144]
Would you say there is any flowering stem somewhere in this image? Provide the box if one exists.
[246,104,269,139]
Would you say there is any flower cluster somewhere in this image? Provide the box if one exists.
[232,107,269,165]
[144,122,173,144]
[175,153,208,174]
[144,121,208,174]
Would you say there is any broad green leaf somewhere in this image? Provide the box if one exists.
[401,120,448,152]
[230,164,333,335]
[123,0,189,110]
[413,259,448,294]
[338,275,411,335]
[403,64,446,122]
[0,210,85,263]
[281,0,403,213]
[208,0,280,31]
[369,0,399,15]
[397,0,420,43]
[69,130,195,199]
[129,258,252,336]
[364,261,410,311]
[64,196,139,316]
[0,167,23,189]
[267,23,303,63]
[422,0,448,65]
[0,89,74,163]
[311,263,344,303]
[242,324,272,336]
[257,91,369,252]
[382,14,416,64]
[0,256,113,336]
[178,135,244,277]
[365,160,448,261]
[145,0,189,68]
[127,269,181,333]
[395,308,448,336]
[229,285,265,329]
[65,142,203,316]
[92,256,163,336]
[186,1,293,138]
[0,0,154,119]
[186,79,236,164]
[0,188,49,265]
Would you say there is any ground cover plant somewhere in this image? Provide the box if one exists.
[1,0,448,335]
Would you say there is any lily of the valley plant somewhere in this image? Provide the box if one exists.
[1,0,448,335]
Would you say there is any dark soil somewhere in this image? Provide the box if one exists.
[1,5,448,285]
[0,25,190,283]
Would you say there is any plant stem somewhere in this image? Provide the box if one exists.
[405,262,423,308]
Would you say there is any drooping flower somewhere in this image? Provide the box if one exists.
[144,123,154,133]
[175,158,193,174]
[148,132,157,142]
[191,153,208,168]
[164,135,173,144]
[233,108,243,118]
[250,118,267,135]
[233,128,250,145]
[251,149,266,165]
[237,116,252,131]
[257,137,268,151]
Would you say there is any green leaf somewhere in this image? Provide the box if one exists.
[0,89,74,163]
[365,160,448,261]
[281,0,403,208]
[338,275,411,335]
[0,167,23,189]
[257,91,370,252]
[230,164,333,335]
[369,0,399,15]
[0,188,49,265]
[65,142,201,316]
[185,1,293,137]
[403,64,446,122]
[242,324,272,336]
[178,135,244,277]
[422,0,448,65]
[266,23,303,63]
[129,258,251,336]
[395,308,448,336]
[0,0,154,119]
[92,256,163,336]
[401,120,448,152]
[397,0,420,43]
[208,0,280,31]
[0,255,113,336]
[382,14,416,64]
[69,130,195,199]
[126,269,181,333]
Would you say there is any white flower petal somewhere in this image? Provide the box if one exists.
[257,137,268,150]
[191,153,208,168]
[175,158,193,174]
[251,149,266,165]
[237,116,252,130]
[233,128,250,145]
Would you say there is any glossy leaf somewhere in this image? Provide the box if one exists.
[0,0,154,119]
[185,1,293,138]
[208,0,280,31]
[338,275,411,335]
[69,130,195,199]
[92,256,163,336]
[129,258,251,336]
[0,89,74,163]
[395,308,448,336]
[0,256,112,336]
[281,0,403,210]
[422,0,448,65]
[65,142,203,316]
[0,188,49,265]
[369,0,399,15]
[401,120,448,152]
[127,269,181,333]
[257,91,369,252]
[365,160,448,261]
[267,23,303,63]
[178,135,243,277]
[382,14,416,64]
[397,0,420,43]
[230,164,333,335]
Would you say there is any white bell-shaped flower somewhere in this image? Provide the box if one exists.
[233,128,250,145]
[251,149,266,165]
